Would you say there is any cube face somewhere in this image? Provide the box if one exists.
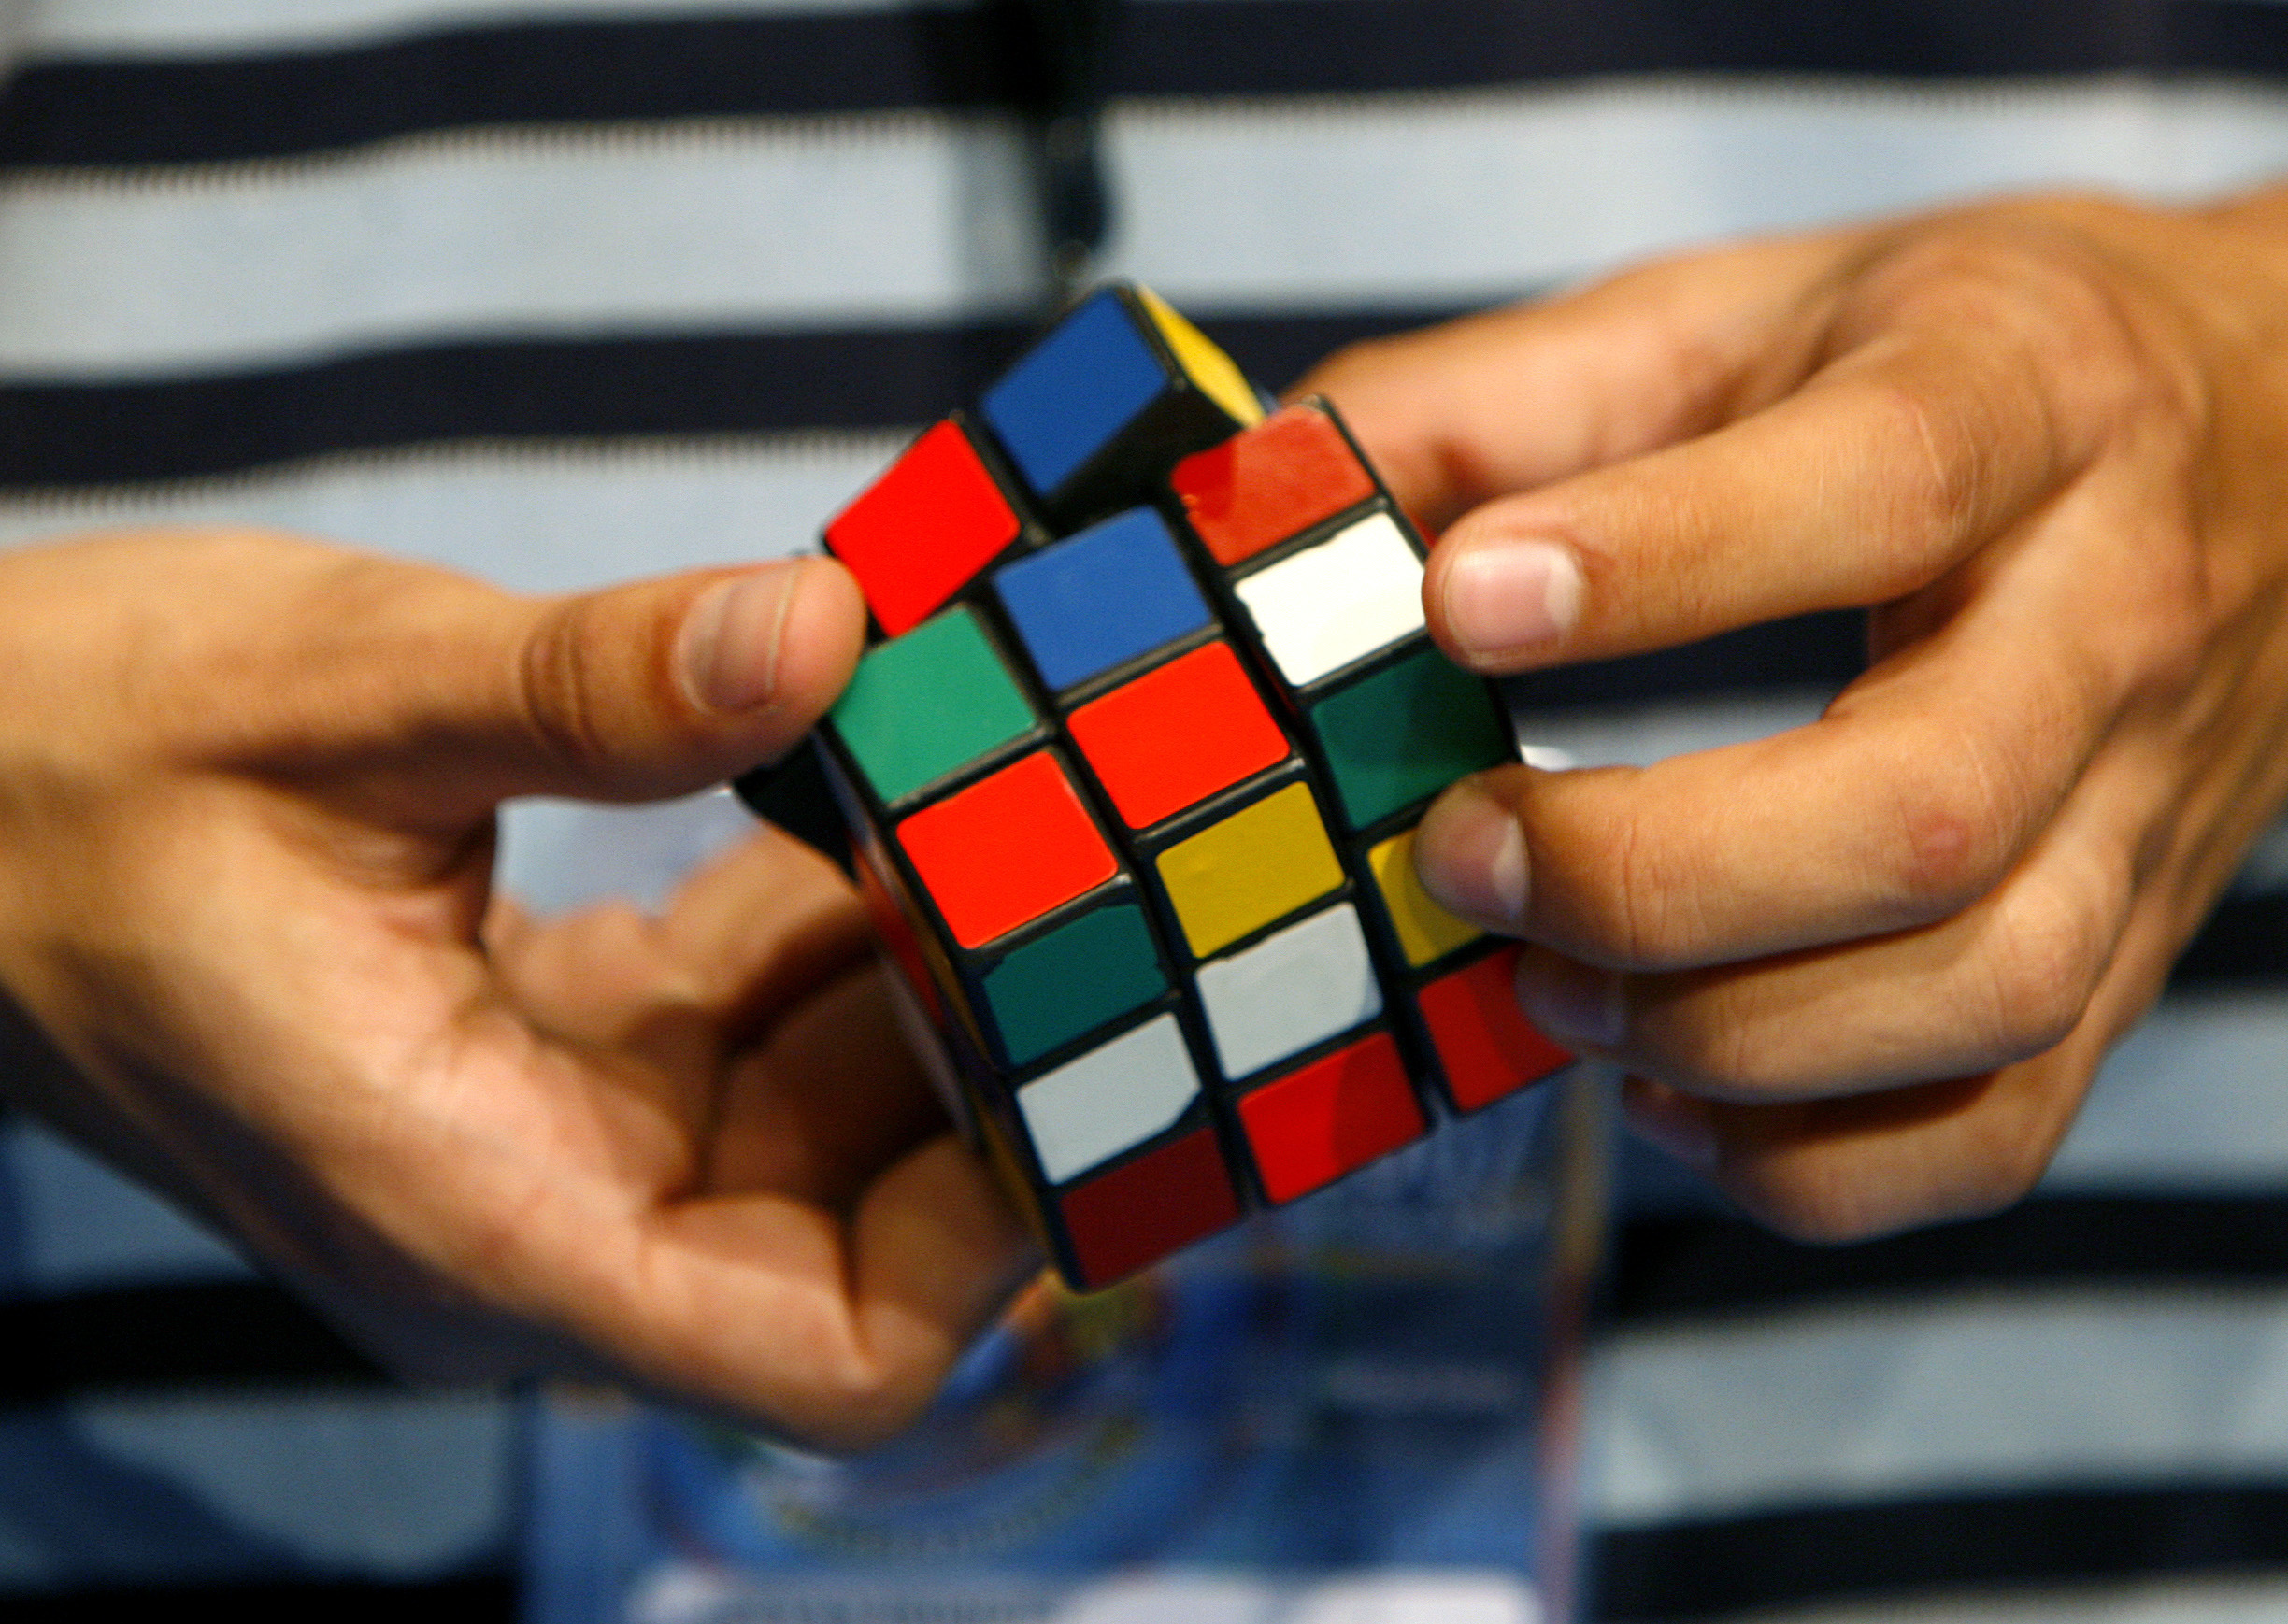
[1237,1030,1424,1204]
[1309,647,1514,831]
[1173,402,1380,568]
[1420,947,1574,1112]
[1233,511,1428,687]
[1367,827,1484,967]
[1153,778,1345,960]
[1196,902,1381,1082]
[982,291,1170,499]
[1058,1126,1241,1289]
[1016,1012,1203,1183]
[754,286,1575,1291]
[980,901,1166,1066]
[980,286,1265,527]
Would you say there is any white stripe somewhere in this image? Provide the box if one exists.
[0,118,1042,378]
[2,1118,252,1292]
[14,0,924,62]
[2048,990,2288,1192]
[0,434,900,586]
[1592,1288,2288,1529]
[44,1390,513,1577]
[13,78,2288,379]
[1725,1575,2288,1624]
[1102,77,2288,315]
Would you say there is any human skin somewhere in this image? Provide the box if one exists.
[0,533,1034,1449]
[1306,188,2288,1242]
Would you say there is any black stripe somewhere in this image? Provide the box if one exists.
[0,324,1042,489]
[1596,1484,2288,1620]
[0,310,1459,491]
[1612,1194,2288,1327]
[7,3,2288,171]
[0,1576,514,1624]
[2175,892,2288,988]
[0,1280,389,1401]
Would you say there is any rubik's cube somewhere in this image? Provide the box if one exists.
[788,285,1570,1290]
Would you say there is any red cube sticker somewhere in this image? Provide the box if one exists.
[1418,947,1571,1111]
[1237,1031,1423,1204]
[826,420,1021,635]
[897,751,1117,948]
[1068,642,1289,828]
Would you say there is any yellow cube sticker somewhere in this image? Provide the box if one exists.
[1157,782,1342,959]
[1368,827,1482,967]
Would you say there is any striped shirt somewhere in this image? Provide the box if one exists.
[3,4,2287,1620]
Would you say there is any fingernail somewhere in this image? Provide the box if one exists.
[1514,954,1624,1050]
[1415,778,1529,927]
[679,565,802,713]
[1440,538,1583,658]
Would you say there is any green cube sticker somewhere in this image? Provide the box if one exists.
[831,607,1035,804]
[983,903,1165,1066]
[1309,647,1512,830]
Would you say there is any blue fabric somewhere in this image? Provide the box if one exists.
[993,507,1212,691]
[980,290,1166,498]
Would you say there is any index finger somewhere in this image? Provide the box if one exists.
[1413,444,2168,969]
[1297,236,1841,532]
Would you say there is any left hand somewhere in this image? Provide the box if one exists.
[0,530,1035,1447]
[1302,188,2288,1241]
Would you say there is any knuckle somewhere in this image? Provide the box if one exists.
[790,1367,936,1454]
[1726,1159,1909,1245]
[515,601,610,777]
[1299,333,1412,399]
[1881,751,2022,917]
[1976,881,2117,1061]
[1845,369,1995,561]
[1581,799,1707,968]
[1855,214,2192,438]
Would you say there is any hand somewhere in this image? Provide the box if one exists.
[1305,190,2288,1241]
[0,529,1034,1447]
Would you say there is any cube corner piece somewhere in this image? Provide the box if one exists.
[979,283,1265,530]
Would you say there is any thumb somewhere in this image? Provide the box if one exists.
[413,555,865,811]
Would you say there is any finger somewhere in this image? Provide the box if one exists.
[655,825,872,1031]
[1414,451,2175,969]
[1415,598,2101,970]
[293,553,865,825]
[705,965,951,1210]
[1297,236,1845,531]
[618,1134,1036,1449]
[1422,306,2111,674]
[1618,841,2200,1242]
[1621,1069,2061,1242]
[1516,740,2150,1100]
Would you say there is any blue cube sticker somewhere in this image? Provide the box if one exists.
[980,290,1166,498]
[995,508,1213,691]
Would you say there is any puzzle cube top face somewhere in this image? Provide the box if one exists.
[786,288,1572,1291]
